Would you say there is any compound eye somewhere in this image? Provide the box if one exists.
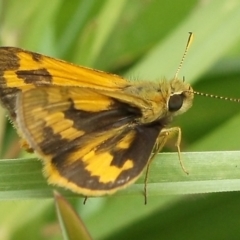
[168,94,184,112]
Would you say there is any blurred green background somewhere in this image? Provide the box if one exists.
[1,0,240,239]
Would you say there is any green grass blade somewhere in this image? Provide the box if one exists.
[1,151,240,200]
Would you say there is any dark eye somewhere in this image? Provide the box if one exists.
[168,94,184,112]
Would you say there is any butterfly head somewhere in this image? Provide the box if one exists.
[166,78,194,117]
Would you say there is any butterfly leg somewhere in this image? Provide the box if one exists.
[144,126,188,204]
[83,196,88,204]
[159,127,188,174]
[20,138,34,153]
[143,129,171,204]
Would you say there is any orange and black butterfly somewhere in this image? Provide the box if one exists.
[0,34,194,201]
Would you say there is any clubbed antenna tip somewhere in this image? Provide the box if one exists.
[174,32,193,80]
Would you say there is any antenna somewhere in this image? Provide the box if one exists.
[193,91,240,103]
[174,32,193,79]
[177,33,240,103]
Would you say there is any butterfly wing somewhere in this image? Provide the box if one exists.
[16,86,163,196]
[0,47,128,119]
[0,47,154,154]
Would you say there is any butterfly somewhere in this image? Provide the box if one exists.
[0,33,195,203]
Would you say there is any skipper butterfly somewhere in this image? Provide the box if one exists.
[1,33,211,202]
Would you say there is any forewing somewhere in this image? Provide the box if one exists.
[16,86,163,196]
[0,47,128,119]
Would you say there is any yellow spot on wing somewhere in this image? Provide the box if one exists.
[67,129,122,163]
[59,127,85,141]
[84,151,134,183]
[116,131,135,149]
[44,112,65,126]
[69,88,114,112]
[36,111,85,141]
[50,119,73,134]
[4,71,36,90]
